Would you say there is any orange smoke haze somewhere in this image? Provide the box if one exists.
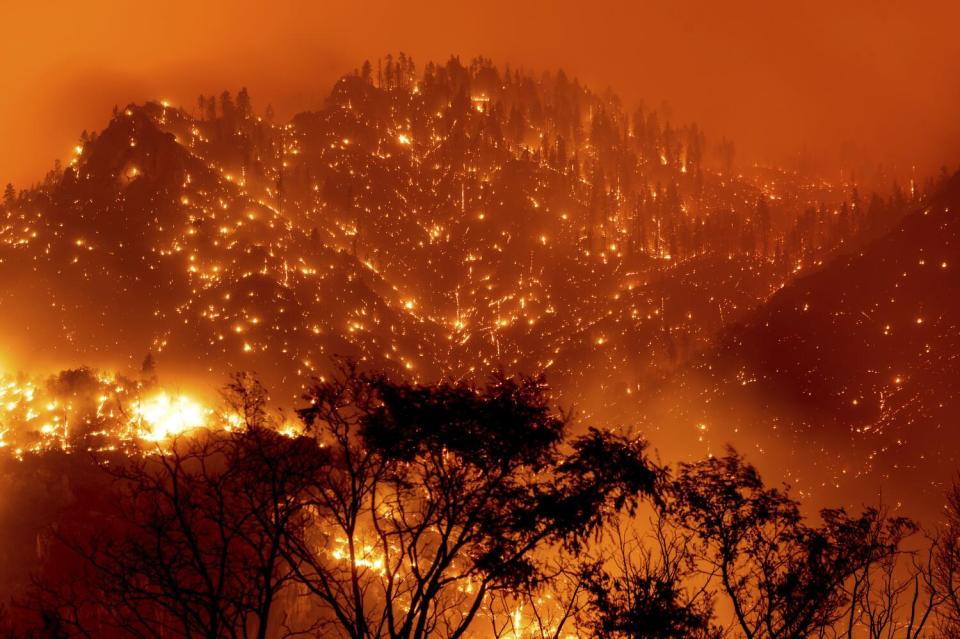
[2,0,959,187]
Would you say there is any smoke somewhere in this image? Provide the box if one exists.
[3,1,960,187]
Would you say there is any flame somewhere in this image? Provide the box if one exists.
[132,392,208,441]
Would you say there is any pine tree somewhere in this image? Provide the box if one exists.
[205,95,217,121]
[219,91,235,124]
[236,87,252,120]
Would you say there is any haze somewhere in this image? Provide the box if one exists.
[2,0,959,188]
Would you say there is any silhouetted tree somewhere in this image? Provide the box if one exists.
[934,479,960,637]
[31,424,326,639]
[236,88,252,121]
[839,526,939,639]
[14,366,659,639]
[718,137,735,173]
[670,450,913,639]
[286,363,659,639]
[221,371,269,429]
[579,514,720,639]
[204,95,217,121]
[219,91,235,122]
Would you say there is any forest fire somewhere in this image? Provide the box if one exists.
[132,391,209,441]
[1,1,960,637]
[0,371,214,453]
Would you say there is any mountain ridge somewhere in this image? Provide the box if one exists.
[0,56,924,447]
[651,171,960,510]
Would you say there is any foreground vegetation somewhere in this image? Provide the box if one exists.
[0,365,957,638]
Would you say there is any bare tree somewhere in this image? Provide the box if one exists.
[859,537,938,639]
[823,522,939,639]
[934,479,960,638]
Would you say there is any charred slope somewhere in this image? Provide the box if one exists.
[665,173,960,509]
[0,58,864,416]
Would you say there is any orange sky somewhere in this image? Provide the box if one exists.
[2,0,959,187]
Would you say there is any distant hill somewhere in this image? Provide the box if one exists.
[0,56,901,425]
[655,172,960,512]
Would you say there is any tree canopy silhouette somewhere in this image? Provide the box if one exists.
[18,365,659,639]
[287,364,659,638]
[669,450,914,639]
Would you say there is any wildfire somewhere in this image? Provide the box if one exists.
[132,392,209,441]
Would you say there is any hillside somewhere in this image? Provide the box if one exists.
[659,173,960,510]
[0,56,897,424]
